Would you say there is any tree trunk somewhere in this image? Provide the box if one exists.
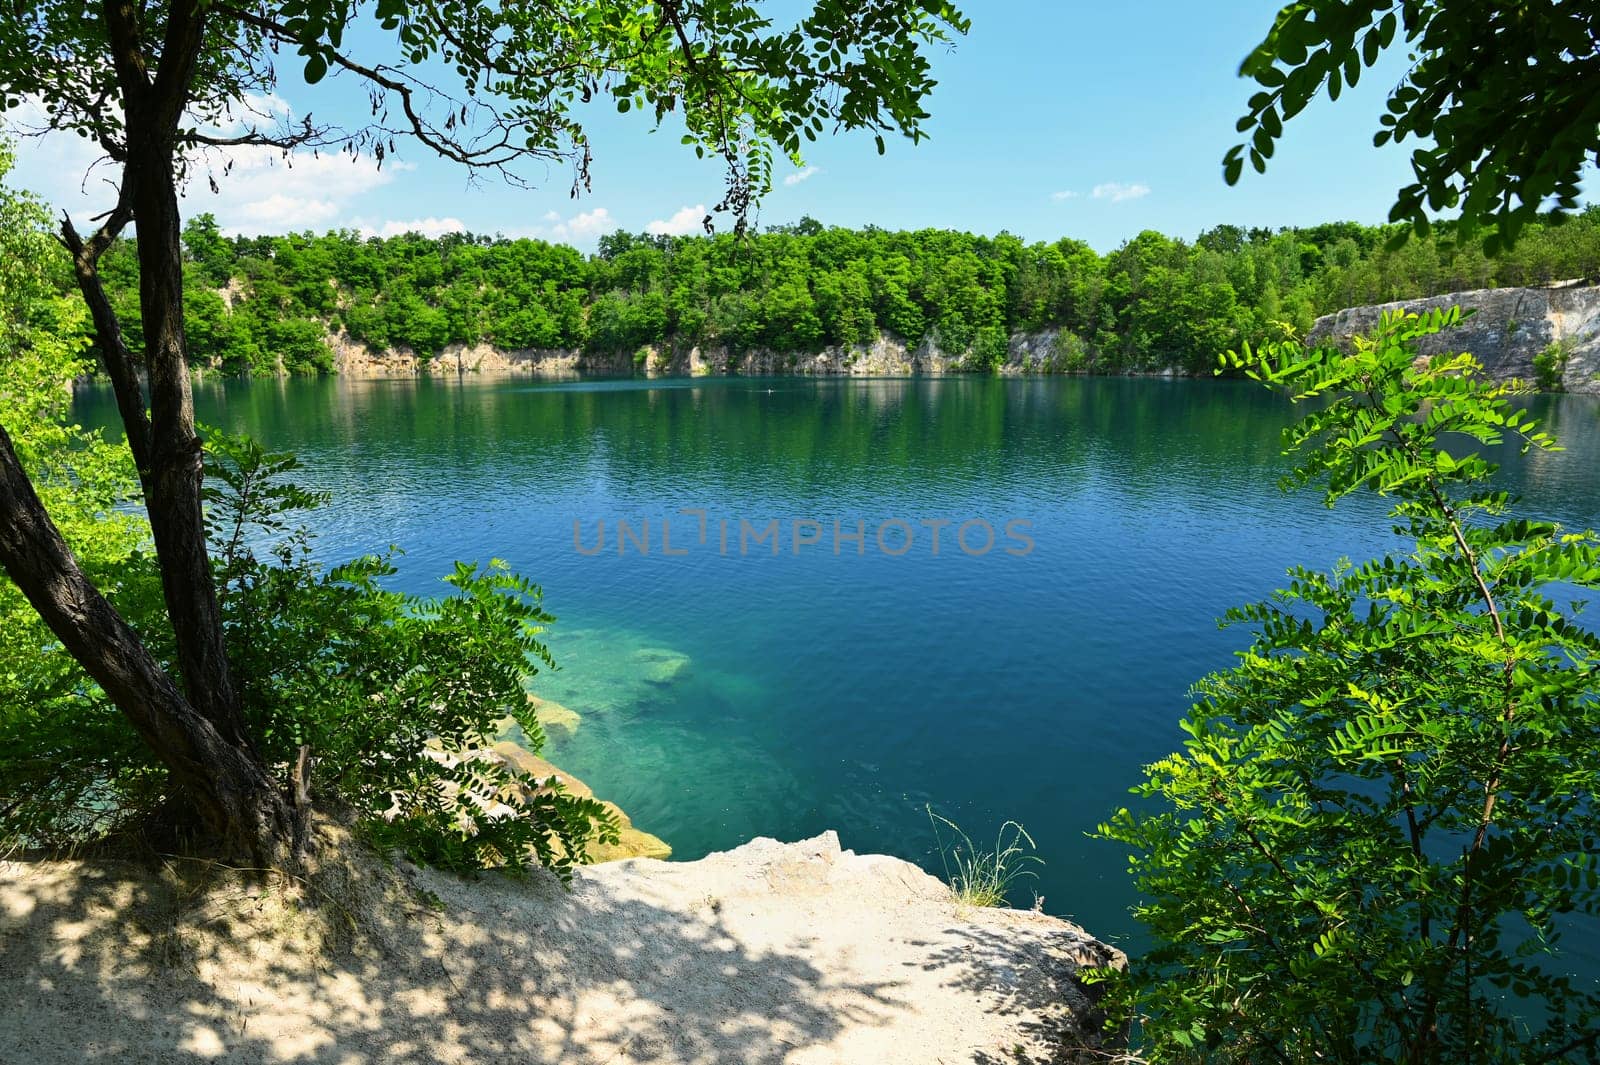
[122,99,256,753]
[0,0,297,859]
[0,423,292,858]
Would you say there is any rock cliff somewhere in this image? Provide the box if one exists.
[0,829,1124,1064]
[1308,281,1600,392]
[327,328,1079,379]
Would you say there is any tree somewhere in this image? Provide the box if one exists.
[1227,0,1600,250]
[0,0,967,862]
[0,146,172,847]
[1098,310,1600,1061]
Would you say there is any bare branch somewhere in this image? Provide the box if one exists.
[184,125,327,150]
[58,202,153,475]
[215,3,559,177]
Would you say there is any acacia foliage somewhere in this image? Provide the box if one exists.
[1229,0,1600,252]
[204,432,619,875]
[129,208,1600,377]
[1097,310,1600,1061]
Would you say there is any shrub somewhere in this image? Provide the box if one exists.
[1,415,619,876]
[0,152,172,849]
[1098,308,1600,1062]
[1046,330,1090,373]
[1533,337,1574,392]
[204,431,618,875]
[962,324,1010,373]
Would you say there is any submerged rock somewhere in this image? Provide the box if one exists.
[633,646,691,687]
[525,694,581,738]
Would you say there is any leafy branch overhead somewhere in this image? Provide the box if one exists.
[1,0,967,233]
[1227,0,1600,251]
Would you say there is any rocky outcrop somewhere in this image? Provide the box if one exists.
[328,329,1088,379]
[326,330,634,378]
[719,333,963,375]
[1007,327,1096,374]
[0,831,1124,1063]
[1308,280,1600,392]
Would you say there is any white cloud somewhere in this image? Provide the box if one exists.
[493,207,615,247]
[1091,182,1151,203]
[545,207,613,242]
[4,94,402,236]
[1050,190,1080,201]
[646,204,708,236]
[192,147,405,235]
[235,192,342,230]
[359,216,468,239]
[783,166,823,187]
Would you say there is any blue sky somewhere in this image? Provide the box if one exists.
[8,1,1445,251]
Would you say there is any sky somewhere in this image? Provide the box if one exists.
[2,1,1483,252]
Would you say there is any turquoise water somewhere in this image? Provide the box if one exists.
[74,375,1600,956]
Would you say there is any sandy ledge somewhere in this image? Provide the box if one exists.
[0,829,1123,1064]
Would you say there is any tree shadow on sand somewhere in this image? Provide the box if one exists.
[0,846,894,1063]
[916,917,1128,1064]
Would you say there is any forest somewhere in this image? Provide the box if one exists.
[94,208,1600,378]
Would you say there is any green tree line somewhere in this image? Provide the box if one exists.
[89,208,1600,378]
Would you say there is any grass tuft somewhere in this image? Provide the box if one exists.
[925,805,1043,908]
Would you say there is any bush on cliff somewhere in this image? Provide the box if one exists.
[3,404,618,874]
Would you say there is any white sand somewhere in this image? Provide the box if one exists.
[0,830,1122,1064]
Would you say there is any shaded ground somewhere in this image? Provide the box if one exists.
[0,830,1122,1064]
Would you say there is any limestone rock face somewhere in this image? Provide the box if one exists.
[720,333,962,375]
[326,330,1069,379]
[1308,281,1600,392]
[307,284,1600,388]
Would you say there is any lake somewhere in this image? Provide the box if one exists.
[74,374,1600,956]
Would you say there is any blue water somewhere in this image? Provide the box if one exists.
[73,374,1600,960]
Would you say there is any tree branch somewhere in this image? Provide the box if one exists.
[149,0,212,137]
[183,127,317,149]
[59,206,152,475]
[215,3,543,173]
[100,0,151,106]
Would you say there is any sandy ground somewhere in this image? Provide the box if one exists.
[0,830,1123,1064]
